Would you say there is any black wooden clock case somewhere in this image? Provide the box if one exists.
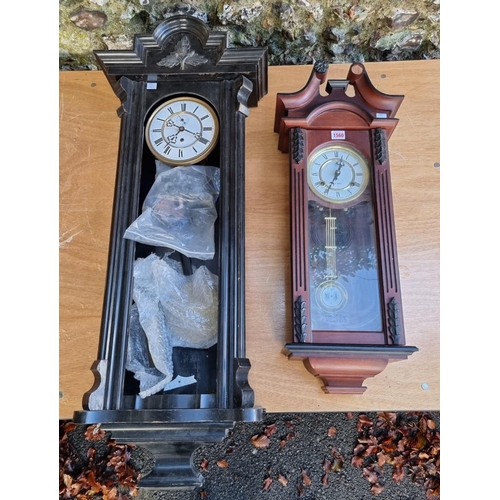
[72,16,268,489]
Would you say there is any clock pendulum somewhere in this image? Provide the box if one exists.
[315,212,347,313]
[275,61,418,394]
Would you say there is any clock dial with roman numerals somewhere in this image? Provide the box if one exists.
[307,144,369,204]
[145,96,219,166]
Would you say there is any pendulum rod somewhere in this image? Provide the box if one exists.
[325,210,338,280]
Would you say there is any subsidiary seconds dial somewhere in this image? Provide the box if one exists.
[307,145,369,204]
[145,96,219,166]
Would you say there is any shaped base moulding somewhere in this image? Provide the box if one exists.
[73,408,262,489]
[282,343,418,394]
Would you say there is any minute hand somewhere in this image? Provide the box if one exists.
[326,162,344,193]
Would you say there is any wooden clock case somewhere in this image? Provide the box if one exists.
[275,61,417,394]
[71,16,267,489]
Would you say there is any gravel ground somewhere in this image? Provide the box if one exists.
[60,411,439,500]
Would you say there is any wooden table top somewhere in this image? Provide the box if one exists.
[59,60,440,419]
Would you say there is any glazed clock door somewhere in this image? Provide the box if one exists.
[306,138,384,343]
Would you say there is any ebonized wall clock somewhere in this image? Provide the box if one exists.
[275,61,417,395]
[72,15,268,489]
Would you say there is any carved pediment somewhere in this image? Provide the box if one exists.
[94,15,267,106]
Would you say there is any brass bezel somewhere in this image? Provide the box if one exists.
[145,96,220,166]
[307,144,370,204]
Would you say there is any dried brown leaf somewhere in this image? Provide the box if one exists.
[251,434,271,448]
[393,466,405,482]
[85,424,106,442]
[216,459,229,468]
[200,490,208,499]
[323,458,332,472]
[362,467,379,485]
[69,482,82,495]
[327,426,337,437]
[322,474,329,486]
[377,412,397,427]
[371,483,385,495]
[263,477,273,490]
[380,438,397,454]
[366,445,379,456]
[332,458,344,472]
[264,423,277,437]
[106,486,118,499]
[377,453,387,466]
[301,470,312,486]
[64,422,77,433]
[353,444,365,456]
[345,412,354,419]
[357,414,373,429]
[278,474,288,486]
[200,458,209,471]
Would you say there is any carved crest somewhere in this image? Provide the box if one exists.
[157,35,208,70]
[292,128,304,164]
[387,297,401,344]
[294,296,307,342]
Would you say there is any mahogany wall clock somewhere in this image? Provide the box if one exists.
[275,61,417,394]
[71,15,267,489]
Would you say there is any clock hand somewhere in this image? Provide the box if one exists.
[325,161,344,194]
[332,160,345,182]
[181,127,202,138]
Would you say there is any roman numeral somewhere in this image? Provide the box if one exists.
[198,137,209,145]
[154,138,163,146]
[181,103,186,111]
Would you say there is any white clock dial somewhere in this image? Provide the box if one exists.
[307,145,369,204]
[145,96,219,166]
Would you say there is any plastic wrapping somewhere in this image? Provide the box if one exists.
[127,253,219,398]
[124,165,220,260]
[126,304,172,398]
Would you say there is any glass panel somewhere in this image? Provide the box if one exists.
[308,199,382,332]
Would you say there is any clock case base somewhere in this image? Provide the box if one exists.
[72,16,268,490]
[282,343,417,394]
[275,62,418,394]
[73,408,261,489]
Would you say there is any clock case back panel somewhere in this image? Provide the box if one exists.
[275,62,417,395]
[72,16,268,489]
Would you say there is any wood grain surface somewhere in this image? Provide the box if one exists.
[59,60,440,419]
